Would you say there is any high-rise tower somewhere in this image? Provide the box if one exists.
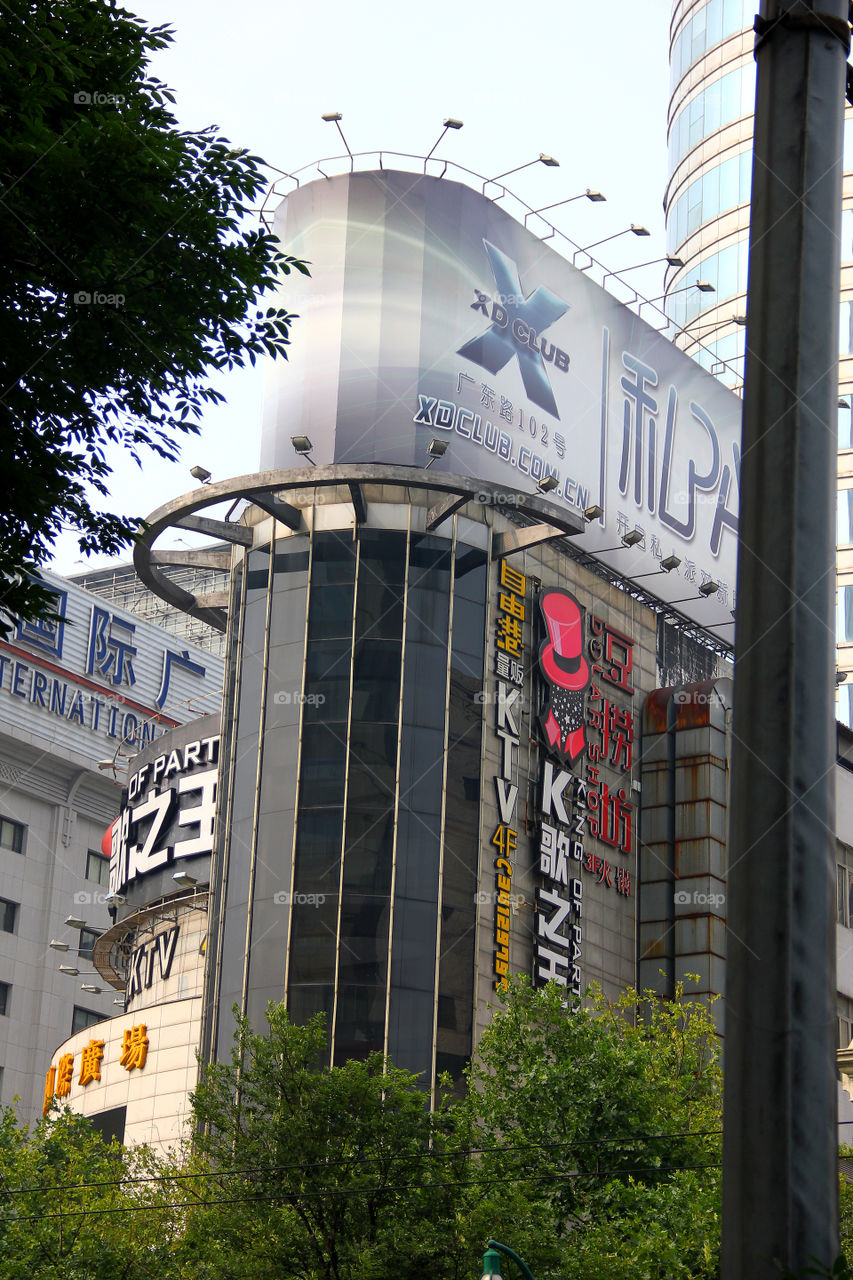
[665,0,853,711]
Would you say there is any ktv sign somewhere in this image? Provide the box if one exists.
[260,169,742,634]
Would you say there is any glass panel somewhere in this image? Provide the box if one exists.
[300,723,347,806]
[333,984,386,1063]
[288,898,341,984]
[840,399,853,450]
[287,983,334,1029]
[351,640,402,722]
[293,808,344,893]
[304,638,352,722]
[346,722,399,808]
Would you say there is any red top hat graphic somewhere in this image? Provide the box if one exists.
[539,591,589,691]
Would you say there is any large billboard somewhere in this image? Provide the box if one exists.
[261,171,741,634]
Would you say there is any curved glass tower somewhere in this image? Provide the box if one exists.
[665,0,853,711]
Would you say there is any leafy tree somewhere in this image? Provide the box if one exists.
[0,1104,182,1279]
[463,977,723,1280]
[0,0,307,631]
[185,1003,508,1280]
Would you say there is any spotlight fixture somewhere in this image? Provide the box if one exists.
[64,916,86,930]
[660,555,682,572]
[424,438,448,469]
[443,117,463,130]
[698,579,720,597]
[172,870,198,889]
[190,465,211,484]
[104,891,126,906]
[58,965,79,976]
[583,504,604,521]
[586,190,606,202]
[537,474,559,493]
[621,529,644,547]
[695,280,715,292]
[630,224,650,236]
[49,940,69,952]
[538,154,559,167]
[837,670,849,685]
[291,435,316,465]
[80,984,101,994]
[321,112,352,161]
[666,255,685,268]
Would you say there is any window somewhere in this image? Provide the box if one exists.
[0,817,24,854]
[837,849,853,926]
[839,490,853,546]
[838,586,853,644]
[71,1006,101,1035]
[85,850,109,887]
[0,981,8,1016]
[78,929,100,963]
[0,899,18,935]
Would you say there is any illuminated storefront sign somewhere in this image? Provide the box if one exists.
[532,589,637,996]
[44,1024,150,1113]
[534,591,589,995]
[490,560,527,989]
[110,735,219,896]
[125,925,180,1002]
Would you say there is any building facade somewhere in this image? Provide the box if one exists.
[0,569,222,1123]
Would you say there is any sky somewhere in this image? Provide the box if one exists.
[50,0,674,574]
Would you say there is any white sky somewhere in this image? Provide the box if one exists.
[50,0,673,574]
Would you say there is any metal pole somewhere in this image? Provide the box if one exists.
[721,3,847,1277]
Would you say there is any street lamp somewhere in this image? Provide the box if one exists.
[481,1239,535,1280]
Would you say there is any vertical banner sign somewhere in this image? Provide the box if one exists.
[491,560,527,989]
[535,591,589,996]
[534,592,636,998]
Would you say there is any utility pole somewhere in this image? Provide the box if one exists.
[721,2,848,1277]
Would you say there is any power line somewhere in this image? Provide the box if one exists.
[0,1161,724,1225]
[0,1130,723,1198]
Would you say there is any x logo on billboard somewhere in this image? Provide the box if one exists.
[458,240,569,418]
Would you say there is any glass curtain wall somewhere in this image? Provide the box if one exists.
[207,518,488,1090]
